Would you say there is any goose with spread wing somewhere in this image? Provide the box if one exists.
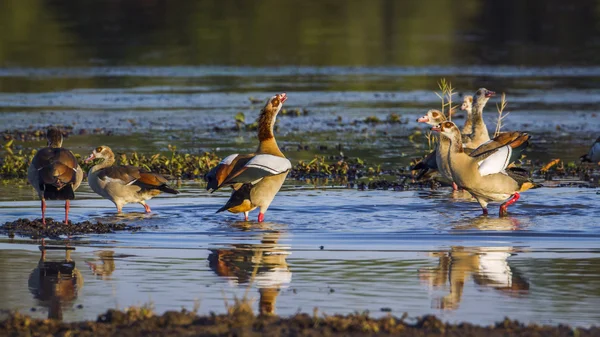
[433,121,536,216]
[28,128,83,226]
[205,93,291,222]
[85,146,179,213]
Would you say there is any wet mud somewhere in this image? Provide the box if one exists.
[0,309,596,337]
[0,218,141,239]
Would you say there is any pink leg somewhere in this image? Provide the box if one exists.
[41,200,47,227]
[244,212,249,221]
[64,200,70,224]
[258,213,265,223]
[452,182,458,191]
[482,208,488,216]
[143,204,151,213]
[499,193,520,217]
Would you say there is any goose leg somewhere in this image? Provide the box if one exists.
[41,199,47,226]
[258,212,265,223]
[499,193,520,217]
[452,182,458,191]
[64,200,70,224]
[244,211,249,221]
[142,203,151,213]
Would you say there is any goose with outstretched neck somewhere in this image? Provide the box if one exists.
[463,88,495,149]
[205,93,291,222]
[461,95,474,135]
[85,146,179,213]
[28,128,83,226]
[433,121,536,216]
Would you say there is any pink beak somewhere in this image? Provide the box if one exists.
[280,93,287,103]
[417,116,429,123]
[485,91,496,98]
[431,125,441,132]
[84,153,95,163]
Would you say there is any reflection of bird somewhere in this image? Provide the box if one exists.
[28,248,83,320]
[27,128,84,226]
[208,230,291,315]
[204,93,291,222]
[85,146,179,213]
[86,250,116,280]
[453,216,522,231]
[419,246,528,311]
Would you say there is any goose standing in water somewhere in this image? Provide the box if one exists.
[28,128,83,226]
[85,146,179,213]
[433,121,536,216]
[205,93,291,222]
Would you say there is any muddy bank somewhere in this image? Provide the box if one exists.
[0,218,141,239]
[0,308,596,337]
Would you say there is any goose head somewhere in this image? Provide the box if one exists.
[474,88,495,106]
[416,109,446,126]
[258,93,288,141]
[85,146,114,164]
[46,127,63,148]
[461,95,473,112]
[432,121,461,141]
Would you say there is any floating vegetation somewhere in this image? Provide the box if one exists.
[1,144,220,180]
[362,113,407,125]
[0,218,141,239]
[290,155,383,181]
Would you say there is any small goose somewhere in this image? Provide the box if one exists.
[433,121,535,216]
[85,146,179,213]
[205,93,291,222]
[460,95,474,135]
[580,136,600,164]
[28,128,83,226]
[463,88,495,149]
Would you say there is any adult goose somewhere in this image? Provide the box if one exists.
[205,93,291,222]
[463,88,495,149]
[28,128,83,226]
[85,146,179,213]
[580,136,600,164]
[433,121,535,216]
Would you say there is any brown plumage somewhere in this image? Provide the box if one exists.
[205,93,291,222]
[27,128,83,226]
[463,88,495,149]
[86,146,179,213]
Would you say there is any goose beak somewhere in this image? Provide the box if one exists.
[431,125,441,132]
[84,153,95,163]
[417,116,429,123]
[485,91,496,98]
[280,93,287,104]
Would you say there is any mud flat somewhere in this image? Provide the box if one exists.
[0,308,597,337]
[0,218,141,239]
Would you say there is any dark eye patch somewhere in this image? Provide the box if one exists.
[96,146,103,152]
[271,98,280,106]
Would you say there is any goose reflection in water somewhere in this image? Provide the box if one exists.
[419,246,529,310]
[28,247,83,320]
[208,223,291,315]
[86,250,116,280]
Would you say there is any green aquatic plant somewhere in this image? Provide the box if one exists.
[291,155,381,181]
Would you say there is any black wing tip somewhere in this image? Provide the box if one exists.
[580,154,591,162]
[160,185,180,194]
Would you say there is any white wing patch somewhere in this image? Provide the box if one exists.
[477,146,512,176]
[102,176,129,185]
[245,154,291,175]
[220,154,239,165]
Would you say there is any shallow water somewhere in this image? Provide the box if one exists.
[2,0,600,328]
[0,183,599,326]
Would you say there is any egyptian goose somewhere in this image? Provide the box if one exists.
[463,88,495,149]
[433,121,535,216]
[580,136,600,163]
[85,146,179,213]
[205,93,291,222]
[27,128,83,226]
[415,109,456,188]
[460,95,474,135]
